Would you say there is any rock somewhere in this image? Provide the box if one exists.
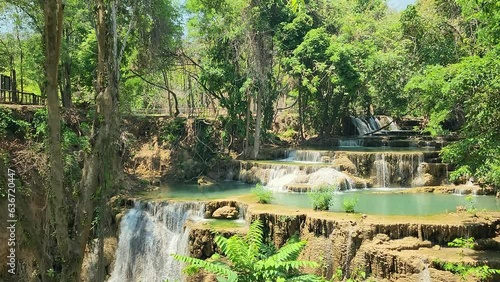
[331,155,357,174]
[456,205,467,213]
[375,233,390,241]
[351,175,373,188]
[433,245,441,250]
[198,175,216,186]
[212,206,239,219]
[412,173,438,186]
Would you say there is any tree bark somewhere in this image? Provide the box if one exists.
[43,0,69,280]
[61,29,72,108]
[75,1,120,280]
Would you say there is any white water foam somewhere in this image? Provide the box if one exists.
[338,139,363,147]
[266,167,354,191]
[283,150,323,163]
[108,201,204,282]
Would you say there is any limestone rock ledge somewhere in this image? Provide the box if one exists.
[186,200,500,281]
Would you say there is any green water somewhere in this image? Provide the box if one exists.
[141,182,254,200]
[273,189,500,215]
[142,182,500,215]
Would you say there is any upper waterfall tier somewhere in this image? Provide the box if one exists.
[237,149,448,189]
[300,132,458,149]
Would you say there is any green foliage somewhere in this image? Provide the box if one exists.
[173,219,323,282]
[464,195,477,214]
[0,108,30,139]
[448,237,475,249]
[308,185,335,211]
[330,266,368,282]
[160,118,186,146]
[434,259,500,281]
[448,166,472,185]
[32,108,48,141]
[342,197,358,213]
[251,184,274,204]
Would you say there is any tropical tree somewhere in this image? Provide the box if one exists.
[173,219,323,282]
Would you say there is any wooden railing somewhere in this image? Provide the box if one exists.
[0,89,45,105]
[131,107,227,118]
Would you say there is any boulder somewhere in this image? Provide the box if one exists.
[212,206,239,219]
[198,175,216,187]
[331,155,357,174]
[412,173,438,186]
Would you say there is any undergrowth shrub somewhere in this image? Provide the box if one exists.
[160,117,186,145]
[309,185,335,211]
[251,184,274,204]
[173,219,324,282]
[342,197,358,213]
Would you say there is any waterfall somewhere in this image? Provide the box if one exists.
[108,201,204,282]
[419,259,431,282]
[350,116,380,135]
[266,166,353,191]
[375,154,389,188]
[284,150,323,162]
[266,164,302,191]
[367,116,381,131]
[338,139,363,147]
[374,153,424,188]
[385,116,400,131]
[350,117,371,135]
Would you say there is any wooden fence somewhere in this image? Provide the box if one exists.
[131,107,227,118]
[0,89,45,105]
[0,74,45,105]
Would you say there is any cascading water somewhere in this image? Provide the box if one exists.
[338,139,363,147]
[350,116,380,135]
[375,154,389,188]
[385,116,399,131]
[419,259,431,282]
[108,201,204,282]
[373,153,424,188]
[284,150,323,162]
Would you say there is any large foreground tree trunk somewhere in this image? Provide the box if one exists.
[42,0,70,280]
[75,0,121,280]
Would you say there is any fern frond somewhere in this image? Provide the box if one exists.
[216,235,251,269]
[273,260,319,270]
[246,219,264,261]
[172,254,237,279]
[267,240,307,263]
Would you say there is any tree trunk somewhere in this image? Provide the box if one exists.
[43,0,69,280]
[61,30,72,108]
[244,94,251,157]
[162,70,179,116]
[74,0,121,281]
[246,0,272,159]
[253,92,262,159]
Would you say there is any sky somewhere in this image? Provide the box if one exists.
[0,0,417,34]
[387,0,416,11]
